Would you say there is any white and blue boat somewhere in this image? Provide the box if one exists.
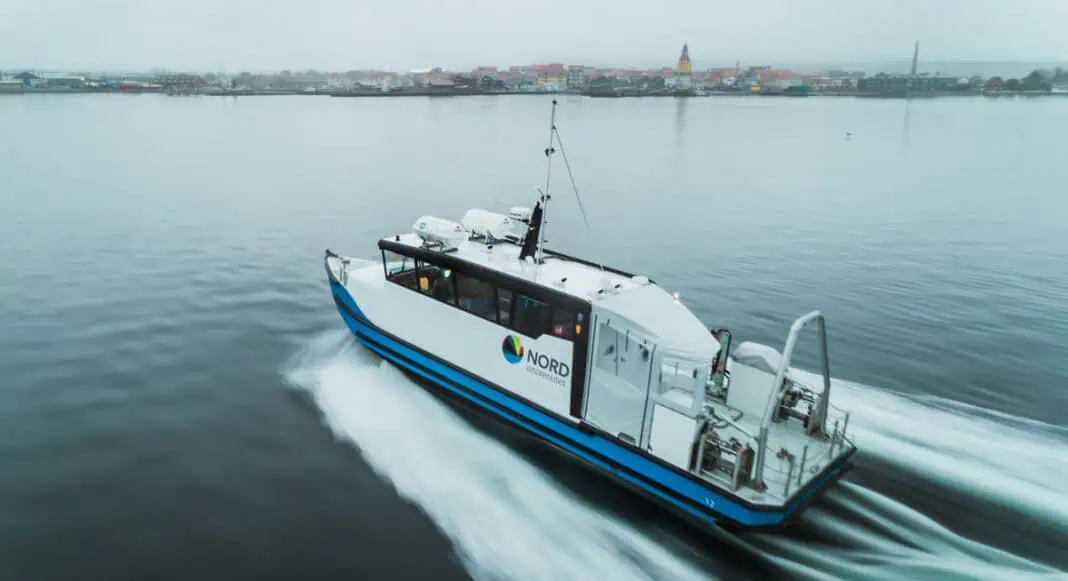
[324,101,856,532]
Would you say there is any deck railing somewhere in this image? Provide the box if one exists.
[324,249,350,285]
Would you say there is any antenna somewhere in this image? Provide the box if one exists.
[535,99,557,281]
[521,99,605,276]
[552,123,605,273]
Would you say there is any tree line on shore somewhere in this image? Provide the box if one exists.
[984,68,1067,92]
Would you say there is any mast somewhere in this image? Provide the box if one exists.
[535,99,557,279]
[908,40,919,97]
[910,40,919,79]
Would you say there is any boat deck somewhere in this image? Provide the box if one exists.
[701,367,853,506]
[738,406,844,504]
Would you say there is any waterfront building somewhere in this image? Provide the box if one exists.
[758,70,804,91]
[39,74,85,89]
[566,65,587,90]
[857,73,959,94]
[536,63,566,90]
[327,74,355,90]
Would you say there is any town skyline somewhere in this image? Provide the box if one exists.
[7,58,1067,81]
[7,45,1065,99]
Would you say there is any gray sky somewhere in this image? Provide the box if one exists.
[2,0,1066,72]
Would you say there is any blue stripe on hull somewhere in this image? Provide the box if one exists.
[328,280,845,529]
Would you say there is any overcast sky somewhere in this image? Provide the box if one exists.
[2,0,1066,72]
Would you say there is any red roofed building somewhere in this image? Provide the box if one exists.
[758,69,804,89]
[535,63,566,88]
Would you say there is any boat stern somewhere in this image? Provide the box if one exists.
[691,311,859,528]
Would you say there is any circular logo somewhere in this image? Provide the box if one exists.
[502,335,524,364]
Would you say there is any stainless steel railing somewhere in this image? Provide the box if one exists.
[754,311,832,484]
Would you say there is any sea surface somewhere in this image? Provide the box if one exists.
[2,93,1067,581]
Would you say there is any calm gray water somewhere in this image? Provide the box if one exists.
[2,94,1067,581]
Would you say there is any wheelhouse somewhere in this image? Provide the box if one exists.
[379,237,594,417]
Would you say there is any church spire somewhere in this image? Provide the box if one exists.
[676,42,692,77]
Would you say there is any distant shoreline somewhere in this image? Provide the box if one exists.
[2,86,1065,99]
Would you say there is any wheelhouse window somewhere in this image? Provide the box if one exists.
[416,260,456,305]
[550,307,576,340]
[655,354,705,414]
[497,288,514,327]
[379,247,589,341]
[383,250,418,290]
[513,294,550,337]
[454,272,496,322]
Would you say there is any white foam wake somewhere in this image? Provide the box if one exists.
[794,369,1068,530]
[284,330,717,581]
[740,481,1067,581]
[755,369,1068,580]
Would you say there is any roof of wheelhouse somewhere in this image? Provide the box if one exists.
[383,233,721,358]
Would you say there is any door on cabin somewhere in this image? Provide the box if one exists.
[582,316,656,446]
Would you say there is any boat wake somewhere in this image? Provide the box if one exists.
[284,331,1068,581]
[283,330,716,581]
[740,482,1066,581]
[733,371,1068,580]
[819,369,1068,528]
